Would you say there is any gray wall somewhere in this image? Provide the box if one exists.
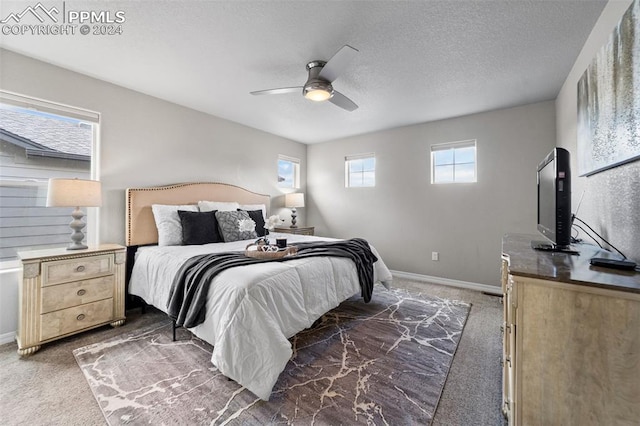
[307,101,556,287]
[556,0,640,264]
[0,48,307,338]
[0,49,307,243]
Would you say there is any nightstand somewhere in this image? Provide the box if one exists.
[16,244,126,356]
[274,226,315,236]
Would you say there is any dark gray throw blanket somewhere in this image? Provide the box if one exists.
[167,238,377,328]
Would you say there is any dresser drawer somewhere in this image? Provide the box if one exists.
[41,276,114,314]
[40,298,114,341]
[42,254,114,286]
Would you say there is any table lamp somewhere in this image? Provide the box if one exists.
[284,193,305,228]
[46,178,102,250]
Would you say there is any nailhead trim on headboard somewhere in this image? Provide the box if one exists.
[125,182,270,247]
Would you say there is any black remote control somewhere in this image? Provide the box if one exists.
[589,257,637,271]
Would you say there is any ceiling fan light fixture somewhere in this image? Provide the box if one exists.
[250,47,359,111]
[304,87,333,102]
[303,61,334,102]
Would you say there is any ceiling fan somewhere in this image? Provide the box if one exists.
[250,45,359,112]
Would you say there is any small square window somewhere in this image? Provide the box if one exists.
[431,140,477,184]
[345,154,375,187]
[278,155,300,188]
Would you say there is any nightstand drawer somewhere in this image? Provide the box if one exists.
[40,298,114,341]
[42,254,114,286]
[41,276,114,314]
[274,226,315,236]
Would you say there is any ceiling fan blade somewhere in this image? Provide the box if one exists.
[250,87,302,96]
[329,91,358,112]
[318,45,359,82]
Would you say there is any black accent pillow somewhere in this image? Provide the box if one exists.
[177,210,223,245]
[239,209,266,237]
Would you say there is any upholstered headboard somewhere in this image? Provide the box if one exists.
[126,182,270,246]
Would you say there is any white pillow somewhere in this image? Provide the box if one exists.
[198,200,240,212]
[239,203,267,220]
[151,204,198,246]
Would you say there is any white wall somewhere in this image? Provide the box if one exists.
[307,101,556,287]
[556,0,640,263]
[0,48,307,338]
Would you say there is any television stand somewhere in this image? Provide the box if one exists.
[502,234,640,425]
[530,240,579,255]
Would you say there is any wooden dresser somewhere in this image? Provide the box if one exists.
[17,244,126,356]
[501,234,640,425]
[274,226,315,236]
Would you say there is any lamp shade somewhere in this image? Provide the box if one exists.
[285,193,305,208]
[46,178,102,207]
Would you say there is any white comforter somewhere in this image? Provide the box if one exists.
[129,233,393,400]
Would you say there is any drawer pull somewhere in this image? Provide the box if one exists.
[76,314,86,321]
[76,265,86,272]
[77,289,86,296]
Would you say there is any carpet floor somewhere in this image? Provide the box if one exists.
[73,286,470,425]
[0,277,506,425]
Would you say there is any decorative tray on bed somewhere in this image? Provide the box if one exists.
[245,243,298,259]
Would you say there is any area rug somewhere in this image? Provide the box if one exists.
[73,287,470,425]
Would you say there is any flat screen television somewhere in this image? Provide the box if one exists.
[533,147,572,251]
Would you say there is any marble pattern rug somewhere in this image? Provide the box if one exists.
[73,287,470,425]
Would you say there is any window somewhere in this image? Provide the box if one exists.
[0,90,99,264]
[277,155,300,188]
[345,153,376,187]
[431,140,477,184]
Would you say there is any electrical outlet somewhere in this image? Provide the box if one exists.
[432,251,439,261]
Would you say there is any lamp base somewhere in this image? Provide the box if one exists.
[68,207,88,250]
[67,242,88,250]
[290,207,298,228]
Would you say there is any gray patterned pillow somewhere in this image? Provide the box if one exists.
[215,210,258,242]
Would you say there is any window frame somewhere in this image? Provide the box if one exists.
[430,139,477,184]
[277,154,300,189]
[0,90,100,268]
[345,153,376,188]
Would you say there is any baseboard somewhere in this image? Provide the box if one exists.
[0,331,16,346]
[390,270,502,295]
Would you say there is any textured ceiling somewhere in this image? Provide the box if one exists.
[0,1,607,144]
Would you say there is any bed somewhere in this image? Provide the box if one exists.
[126,182,393,401]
